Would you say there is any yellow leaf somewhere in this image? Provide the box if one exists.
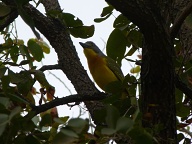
[29,38,50,54]
[130,66,141,73]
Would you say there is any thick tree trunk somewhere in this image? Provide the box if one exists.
[106,0,177,143]
[141,27,176,143]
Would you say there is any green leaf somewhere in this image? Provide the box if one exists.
[129,127,153,144]
[93,5,113,23]
[25,135,41,144]
[101,128,116,135]
[106,28,127,64]
[54,116,69,124]
[127,30,143,48]
[94,13,111,23]
[17,71,34,95]
[0,114,9,136]
[10,46,19,63]
[113,14,130,29]
[112,98,132,116]
[0,97,9,108]
[0,67,7,78]
[175,88,183,103]
[13,39,24,46]
[8,69,23,84]
[2,38,13,47]
[124,74,137,84]
[19,45,30,58]
[69,25,95,38]
[68,118,87,133]
[184,138,191,144]
[93,108,106,125]
[60,129,79,138]
[53,132,77,144]
[128,84,137,98]
[105,104,120,129]
[33,130,50,141]
[60,12,83,27]
[104,81,123,95]
[0,114,9,124]
[32,116,40,126]
[177,133,184,142]
[37,40,50,54]
[27,39,43,62]
[68,118,87,128]
[116,117,133,132]
[2,76,10,92]
[176,103,190,117]
[19,45,33,67]
[8,93,29,104]
[0,3,11,17]
[17,82,31,96]
[33,70,50,87]
[22,118,36,131]
[9,106,21,120]
[101,5,114,17]
[40,113,52,127]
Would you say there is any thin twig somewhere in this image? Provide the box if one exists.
[39,64,73,94]
[47,71,73,94]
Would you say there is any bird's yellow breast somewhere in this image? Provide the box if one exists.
[84,49,118,91]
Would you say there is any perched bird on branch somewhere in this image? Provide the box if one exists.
[79,41,129,99]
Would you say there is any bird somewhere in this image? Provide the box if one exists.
[79,41,128,98]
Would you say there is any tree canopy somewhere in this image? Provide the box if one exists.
[0,0,192,144]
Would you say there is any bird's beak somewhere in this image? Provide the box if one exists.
[79,42,88,48]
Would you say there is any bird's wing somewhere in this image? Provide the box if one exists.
[105,56,125,82]
[106,57,137,105]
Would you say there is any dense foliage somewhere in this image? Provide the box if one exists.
[0,0,192,144]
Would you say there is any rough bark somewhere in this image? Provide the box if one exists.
[142,29,176,143]
[106,0,176,143]
[2,0,104,125]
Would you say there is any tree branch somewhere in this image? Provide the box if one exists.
[0,10,18,31]
[41,0,61,12]
[175,75,192,100]
[39,64,61,71]
[30,92,108,115]
[170,1,192,39]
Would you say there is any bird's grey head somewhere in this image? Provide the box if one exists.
[79,41,105,56]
